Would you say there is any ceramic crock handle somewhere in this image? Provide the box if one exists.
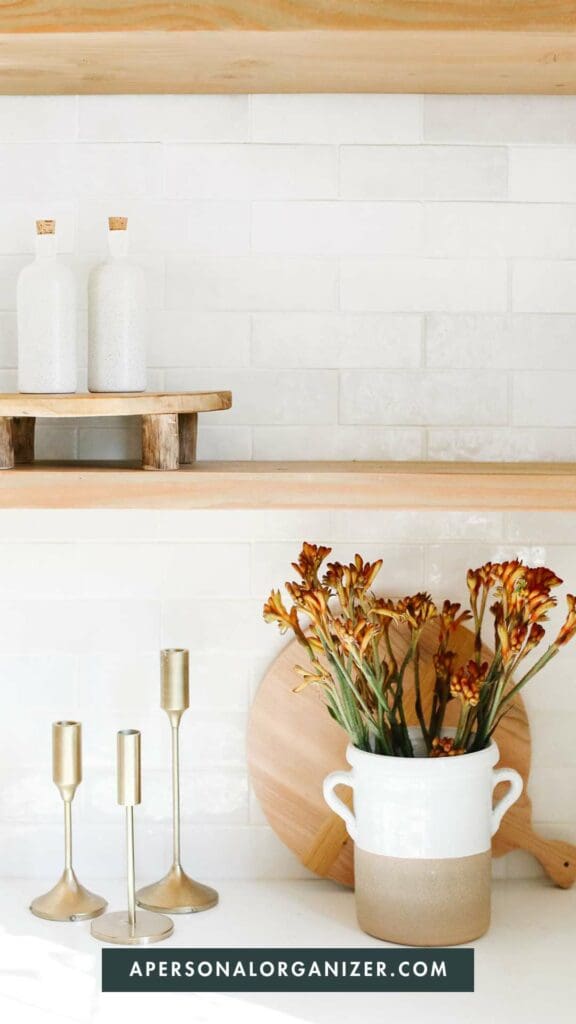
[491,767,523,836]
[322,770,358,841]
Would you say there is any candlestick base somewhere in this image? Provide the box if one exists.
[136,864,218,914]
[30,868,107,922]
[90,908,174,945]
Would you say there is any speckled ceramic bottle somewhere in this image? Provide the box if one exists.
[87,217,147,393]
[323,730,523,946]
[17,220,77,393]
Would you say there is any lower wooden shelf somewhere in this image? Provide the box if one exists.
[0,461,575,510]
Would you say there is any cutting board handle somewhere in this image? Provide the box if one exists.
[518,831,576,889]
[303,792,352,876]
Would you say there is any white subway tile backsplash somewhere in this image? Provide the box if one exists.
[79,95,250,142]
[424,96,576,144]
[340,259,508,313]
[526,711,576,822]
[252,95,422,144]
[181,770,250,824]
[197,426,253,459]
[251,313,422,368]
[165,144,338,199]
[185,201,251,254]
[0,203,76,254]
[426,314,576,370]
[506,512,576,545]
[165,368,338,425]
[340,370,508,426]
[340,146,508,200]
[0,255,29,310]
[74,143,163,198]
[513,261,576,312]
[331,509,504,543]
[178,824,310,880]
[0,144,78,197]
[35,424,78,460]
[0,311,17,366]
[162,598,274,653]
[252,201,422,256]
[251,542,424,599]
[513,372,576,426]
[148,311,250,367]
[425,203,576,259]
[78,425,141,461]
[188,712,247,768]
[0,653,79,712]
[166,255,338,311]
[252,425,423,460]
[0,96,77,141]
[429,428,576,462]
[510,147,576,201]
[190,651,251,711]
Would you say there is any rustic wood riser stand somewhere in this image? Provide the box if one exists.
[0,392,231,471]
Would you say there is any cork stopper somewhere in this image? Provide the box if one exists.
[108,217,128,231]
[36,220,55,235]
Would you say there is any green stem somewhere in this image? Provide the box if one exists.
[413,640,430,751]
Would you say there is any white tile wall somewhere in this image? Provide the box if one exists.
[1,95,576,883]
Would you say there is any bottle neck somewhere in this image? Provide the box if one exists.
[108,230,129,260]
[35,234,57,259]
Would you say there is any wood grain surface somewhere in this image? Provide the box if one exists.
[248,621,576,889]
[0,392,231,417]
[2,461,576,510]
[2,2,574,33]
[1,29,576,94]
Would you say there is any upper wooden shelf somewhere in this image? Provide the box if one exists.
[1,1,576,94]
[1,461,576,510]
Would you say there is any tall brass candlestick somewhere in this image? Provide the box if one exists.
[136,649,218,913]
[30,721,107,922]
[91,730,173,945]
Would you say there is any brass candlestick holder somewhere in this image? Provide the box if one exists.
[136,649,218,914]
[30,721,107,922]
[91,730,174,945]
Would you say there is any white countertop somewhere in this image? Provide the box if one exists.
[1,878,574,1024]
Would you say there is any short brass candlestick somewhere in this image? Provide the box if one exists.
[91,730,174,945]
[30,721,107,922]
[136,649,218,914]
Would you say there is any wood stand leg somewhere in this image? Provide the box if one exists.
[0,417,14,469]
[141,413,180,471]
[178,412,198,466]
[12,416,35,464]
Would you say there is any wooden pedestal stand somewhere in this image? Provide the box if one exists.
[0,392,231,471]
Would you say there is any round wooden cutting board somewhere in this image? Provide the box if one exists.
[248,620,576,889]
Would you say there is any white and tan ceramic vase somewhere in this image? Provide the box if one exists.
[323,731,523,946]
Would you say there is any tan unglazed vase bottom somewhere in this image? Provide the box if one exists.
[355,847,492,946]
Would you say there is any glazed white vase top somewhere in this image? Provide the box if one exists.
[324,737,523,860]
[88,216,147,393]
[17,219,77,394]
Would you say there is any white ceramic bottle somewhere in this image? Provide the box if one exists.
[17,219,77,393]
[88,217,147,393]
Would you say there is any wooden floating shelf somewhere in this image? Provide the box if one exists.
[1,461,576,510]
[1,2,576,94]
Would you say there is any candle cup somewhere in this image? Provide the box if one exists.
[136,649,218,914]
[30,721,107,923]
[91,730,173,945]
